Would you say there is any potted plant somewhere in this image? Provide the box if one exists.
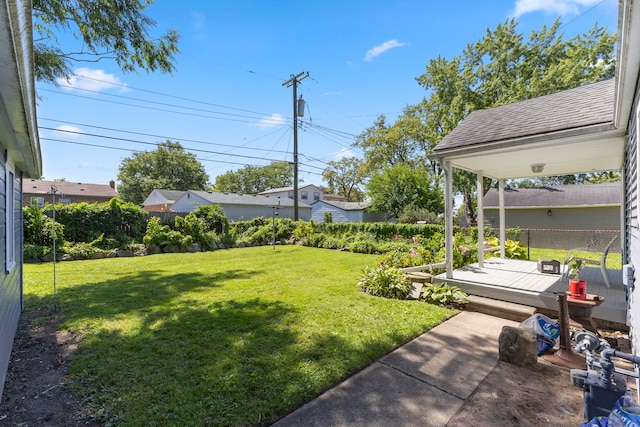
[568,258,587,300]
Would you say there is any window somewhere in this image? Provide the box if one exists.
[30,196,44,207]
[301,190,308,200]
[287,191,293,199]
[313,192,320,201]
[6,163,15,272]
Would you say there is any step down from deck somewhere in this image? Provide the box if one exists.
[466,295,536,322]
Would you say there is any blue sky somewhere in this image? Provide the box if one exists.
[36,0,619,189]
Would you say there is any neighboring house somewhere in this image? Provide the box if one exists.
[258,184,343,204]
[172,190,312,221]
[483,183,621,230]
[0,1,42,399]
[431,0,640,366]
[311,200,387,223]
[22,179,117,206]
[142,189,187,212]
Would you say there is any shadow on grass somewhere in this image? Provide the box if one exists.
[30,262,444,426]
[66,295,373,426]
[50,269,254,321]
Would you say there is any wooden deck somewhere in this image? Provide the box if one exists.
[432,258,628,325]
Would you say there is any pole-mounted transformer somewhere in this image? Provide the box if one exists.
[296,96,305,117]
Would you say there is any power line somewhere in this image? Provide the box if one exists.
[39,130,287,163]
[39,118,292,154]
[62,72,282,117]
[38,88,289,126]
[40,137,322,177]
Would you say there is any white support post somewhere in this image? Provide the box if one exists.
[444,160,454,278]
[498,179,506,259]
[477,171,484,267]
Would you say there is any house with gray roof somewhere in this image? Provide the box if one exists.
[142,189,187,212]
[172,190,311,221]
[483,182,621,230]
[311,200,387,223]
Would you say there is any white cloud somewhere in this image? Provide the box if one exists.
[190,11,207,30]
[256,113,286,128]
[56,67,128,93]
[52,125,84,138]
[364,39,407,62]
[510,0,602,17]
[331,148,355,160]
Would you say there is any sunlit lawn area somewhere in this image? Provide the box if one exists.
[527,248,622,270]
[24,246,454,426]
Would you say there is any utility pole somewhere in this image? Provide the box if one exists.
[282,71,309,221]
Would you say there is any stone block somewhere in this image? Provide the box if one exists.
[498,325,537,369]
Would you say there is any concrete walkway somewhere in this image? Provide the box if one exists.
[273,311,518,426]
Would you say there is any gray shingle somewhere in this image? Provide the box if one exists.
[189,191,310,208]
[434,79,615,153]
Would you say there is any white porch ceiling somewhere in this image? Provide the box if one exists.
[444,130,626,180]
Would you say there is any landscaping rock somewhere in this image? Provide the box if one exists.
[186,243,200,253]
[116,249,133,258]
[133,244,147,256]
[147,245,161,255]
[498,326,537,368]
[407,282,423,300]
[162,245,180,253]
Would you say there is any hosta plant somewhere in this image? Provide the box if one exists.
[358,265,411,299]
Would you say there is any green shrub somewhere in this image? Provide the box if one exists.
[24,244,50,260]
[23,205,64,246]
[358,266,411,299]
[324,212,333,223]
[143,216,191,248]
[420,283,468,307]
[51,198,147,245]
[61,242,97,260]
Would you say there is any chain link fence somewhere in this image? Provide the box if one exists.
[502,228,621,265]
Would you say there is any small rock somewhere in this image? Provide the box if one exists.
[499,326,537,368]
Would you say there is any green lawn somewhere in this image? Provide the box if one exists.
[527,248,622,270]
[24,246,454,426]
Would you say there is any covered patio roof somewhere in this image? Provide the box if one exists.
[431,79,625,180]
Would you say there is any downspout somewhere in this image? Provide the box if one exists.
[444,160,454,278]
[499,179,506,258]
[477,171,485,268]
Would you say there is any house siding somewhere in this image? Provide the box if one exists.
[172,193,311,221]
[624,82,640,359]
[0,156,24,398]
[484,206,620,230]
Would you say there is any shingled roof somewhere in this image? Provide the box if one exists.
[433,79,615,154]
[23,179,118,198]
[187,190,311,208]
[483,182,620,208]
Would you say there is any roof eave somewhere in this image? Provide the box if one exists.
[430,122,619,160]
[613,0,640,130]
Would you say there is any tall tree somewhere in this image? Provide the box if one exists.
[367,163,443,220]
[322,157,366,201]
[117,141,209,205]
[33,0,180,83]
[214,161,293,194]
[360,18,615,226]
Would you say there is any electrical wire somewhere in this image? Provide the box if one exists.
[39,118,292,154]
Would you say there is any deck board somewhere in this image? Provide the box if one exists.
[433,258,628,325]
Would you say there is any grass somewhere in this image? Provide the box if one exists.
[24,246,454,426]
[527,248,622,269]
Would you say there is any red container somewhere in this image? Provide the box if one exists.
[569,279,587,300]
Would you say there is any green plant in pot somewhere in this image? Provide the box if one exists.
[568,258,587,300]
